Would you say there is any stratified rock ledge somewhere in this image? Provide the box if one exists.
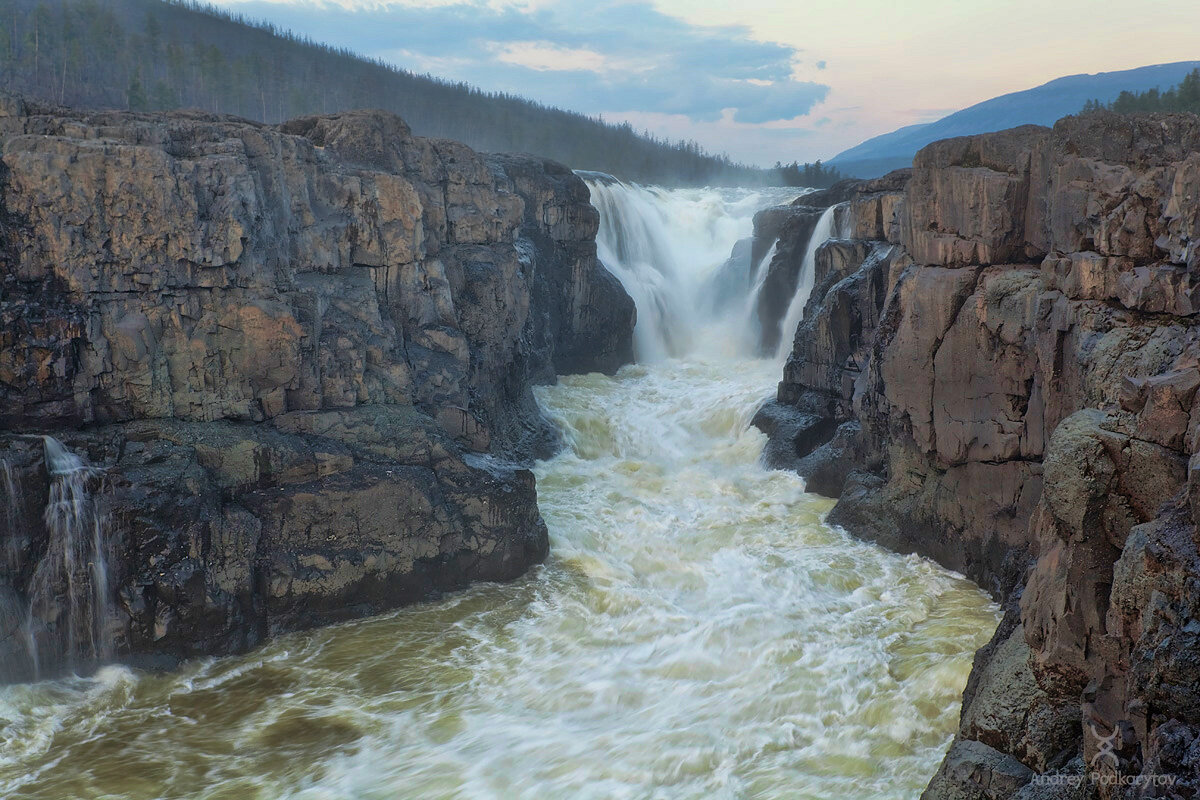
[0,95,634,682]
[761,113,1200,798]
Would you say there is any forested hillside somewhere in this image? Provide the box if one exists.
[1082,68,1200,114]
[0,0,837,187]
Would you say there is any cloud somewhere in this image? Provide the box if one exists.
[216,0,830,125]
[490,41,615,73]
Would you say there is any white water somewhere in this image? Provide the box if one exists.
[744,239,779,345]
[774,204,840,361]
[0,184,997,800]
[585,179,799,360]
[0,438,114,680]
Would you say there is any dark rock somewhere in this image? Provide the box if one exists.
[922,739,1036,800]
[790,421,864,498]
[0,98,634,682]
[752,400,837,470]
[768,112,1200,796]
[754,206,825,353]
[790,178,865,209]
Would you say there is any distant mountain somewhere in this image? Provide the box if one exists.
[829,62,1200,178]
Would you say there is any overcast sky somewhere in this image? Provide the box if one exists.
[212,0,1199,166]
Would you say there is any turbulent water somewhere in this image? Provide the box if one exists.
[0,181,998,800]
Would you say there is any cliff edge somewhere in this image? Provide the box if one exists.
[0,96,634,682]
[762,112,1200,798]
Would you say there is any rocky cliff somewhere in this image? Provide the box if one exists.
[749,179,863,354]
[761,112,1200,798]
[0,96,634,682]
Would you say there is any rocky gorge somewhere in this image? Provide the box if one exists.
[2,88,1198,800]
[0,95,634,682]
[758,112,1200,797]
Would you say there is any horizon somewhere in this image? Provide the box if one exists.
[209,0,1199,166]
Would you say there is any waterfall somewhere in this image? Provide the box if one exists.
[20,438,114,677]
[773,204,840,361]
[0,185,1000,800]
[582,175,800,360]
[743,239,778,345]
[2,460,22,571]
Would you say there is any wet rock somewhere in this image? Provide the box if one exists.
[789,178,866,209]
[752,401,837,470]
[790,421,864,498]
[767,111,1200,796]
[0,97,633,681]
[959,620,1080,773]
[754,206,826,353]
[923,739,1036,800]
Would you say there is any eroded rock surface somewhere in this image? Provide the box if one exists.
[762,113,1200,798]
[0,95,634,681]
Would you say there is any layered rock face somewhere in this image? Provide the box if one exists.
[0,96,634,682]
[762,113,1200,798]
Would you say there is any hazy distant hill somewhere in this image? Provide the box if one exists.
[829,61,1200,178]
[0,0,787,186]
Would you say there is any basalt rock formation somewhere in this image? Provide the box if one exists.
[760,112,1200,798]
[0,95,634,683]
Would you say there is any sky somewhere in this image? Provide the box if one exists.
[211,0,1199,166]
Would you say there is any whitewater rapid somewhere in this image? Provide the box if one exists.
[0,180,998,800]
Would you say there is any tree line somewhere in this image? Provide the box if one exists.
[1081,68,1200,115]
[773,160,845,188]
[0,0,843,188]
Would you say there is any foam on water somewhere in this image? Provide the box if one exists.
[0,356,997,800]
[0,184,998,800]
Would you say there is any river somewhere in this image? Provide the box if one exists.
[0,181,998,800]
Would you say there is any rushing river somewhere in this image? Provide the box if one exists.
[0,182,998,800]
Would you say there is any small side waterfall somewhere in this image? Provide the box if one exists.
[33,438,114,672]
[2,460,23,571]
[1,437,113,681]
[743,239,778,344]
[0,459,38,678]
[774,204,840,360]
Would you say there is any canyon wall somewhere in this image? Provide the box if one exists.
[0,96,634,681]
[762,113,1200,798]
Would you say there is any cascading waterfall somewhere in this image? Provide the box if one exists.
[0,186,998,800]
[22,438,113,677]
[743,239,779,343]
[583,176,799,360]
[773,203,841,361]
[1,459,21,571]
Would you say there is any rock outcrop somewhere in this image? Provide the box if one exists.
[761,113,1200,798]
[0,96,634,682]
